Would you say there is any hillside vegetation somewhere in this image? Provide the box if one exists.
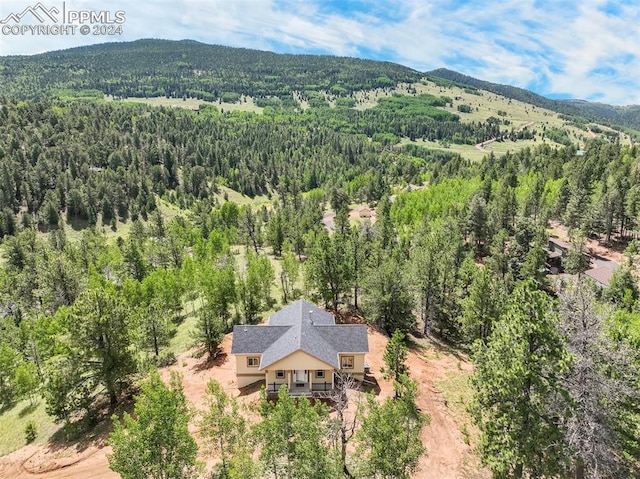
[1,40,640,479]
[0,39,421,101]
[427,68,640,132]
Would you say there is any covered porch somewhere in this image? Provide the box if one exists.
[266,368,335,396]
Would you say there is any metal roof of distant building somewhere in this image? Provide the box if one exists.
[584,267,614,287]
[549,237,570,250]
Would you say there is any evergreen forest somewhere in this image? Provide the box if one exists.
[1,39,640,479]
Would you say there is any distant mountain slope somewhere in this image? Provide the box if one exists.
[2,39,638,131]
[560,99,640,130]
[426,68,640,130]
[0,39,421,101]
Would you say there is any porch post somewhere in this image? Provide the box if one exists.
[287,371,292,390]
[331,369,334,389]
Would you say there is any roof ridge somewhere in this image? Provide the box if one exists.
[297,302,303,349]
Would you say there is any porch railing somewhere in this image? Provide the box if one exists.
[267,382,286,393]
[267,382,334,394]
[311,382,333,392]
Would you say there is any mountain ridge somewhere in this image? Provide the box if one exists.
[0,38,421,102]
[425,67,640,129]
[1,39,639,130]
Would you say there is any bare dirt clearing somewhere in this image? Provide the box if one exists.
[549,221,625,265]
[0,327,487,479]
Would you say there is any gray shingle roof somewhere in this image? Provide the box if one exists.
[231,299,368,370]
[584,267,614,287]
[231,325,290,354]
[315,325,369,353]
[269,299,335,326]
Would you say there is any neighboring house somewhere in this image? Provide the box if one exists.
[584,267,615,287]
[231,299,369,395]
[583,256,619,287]
[321,211,336,232]
[355,206,372,218]
[548,237,570,256]
[546,237,571,274]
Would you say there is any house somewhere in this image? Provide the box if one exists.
[231,299,369,395]
[548,237,570,255]
[357,206,372,218]
[546,237,571,274]
[583,256,619,287]
[584,267,615,287]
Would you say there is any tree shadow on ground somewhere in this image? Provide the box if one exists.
[18,401,39,418]
[360,375,381,396]
[408,333,469,363]
[190,350,228,373]
[46,392,135,455]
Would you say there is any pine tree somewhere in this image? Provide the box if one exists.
[355,378,427,479]
[64,286,137,405]
[108,372,199,479]
[380,329,409,397]
[471,280,569,479]
[460,267,504,345]
[363,256,415,334]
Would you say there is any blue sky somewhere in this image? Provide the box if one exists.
[1,0,639,105]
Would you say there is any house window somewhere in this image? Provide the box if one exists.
[247,357,260,368]
[315,370,325,378]
[276,370,285,379]
[341,356,354,369]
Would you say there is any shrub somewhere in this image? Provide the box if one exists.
[25,420,37,444]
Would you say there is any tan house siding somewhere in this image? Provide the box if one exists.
[237,374,264,388]
[268,350,335,371]
[235,354,263,388]
[235,352,365,387]
[339,353,366,379]
[311,370,331,384]
[265,369,290,385]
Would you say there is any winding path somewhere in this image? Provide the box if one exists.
[475,121,536,153]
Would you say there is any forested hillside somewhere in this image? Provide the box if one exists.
[0,39,421,101]
[0,94,516,237]
[1,41,640,479]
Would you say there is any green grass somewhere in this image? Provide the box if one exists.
[435,370,477,444]
[111,95,264,114]
[435,369,491,478]
[352,78,631,161]
[0,397,60,457]
[53,88,104,102]
[169,298,202,356]
[400,138,489,162]
[215,185,271,208]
